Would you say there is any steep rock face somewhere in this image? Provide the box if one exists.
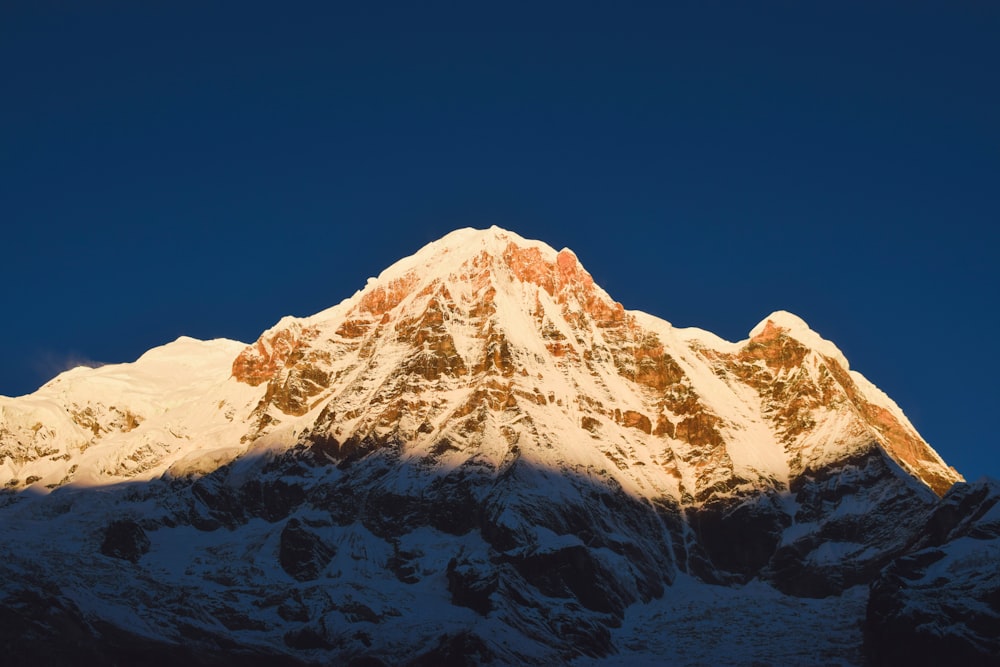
[864,478,1000,667]
[278,518,336,582]
[100,519,151,563]
[764,447,937,597]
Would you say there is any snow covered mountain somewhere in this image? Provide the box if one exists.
[1,226,993,666]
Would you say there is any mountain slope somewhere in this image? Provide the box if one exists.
[0,337,256,489]
[2,227,960,501]
[228,226,958,500]
[0,226,977,665]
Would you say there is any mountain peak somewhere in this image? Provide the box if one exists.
[0,227,984,666]
[221,228,962,503]
[309,225,623,333]
[369,225,558,282]
[2,227,962,502]
[749,310,850,371]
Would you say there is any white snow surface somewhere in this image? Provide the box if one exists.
[0,336,261,490]
[0,225,961,502]
[0,226,976,666]
[748,309,851,370]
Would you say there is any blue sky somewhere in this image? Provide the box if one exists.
[2,2,997,479]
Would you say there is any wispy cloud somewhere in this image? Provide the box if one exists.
[33,352,106,383]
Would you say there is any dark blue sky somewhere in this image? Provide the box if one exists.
[2,2,997,480]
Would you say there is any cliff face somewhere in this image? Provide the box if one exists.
[0,226,978,665]
[865,478,1000,666]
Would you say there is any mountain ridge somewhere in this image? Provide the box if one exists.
[227,225,960,500]
[1,225,992,666]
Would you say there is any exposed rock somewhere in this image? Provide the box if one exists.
[283,626,332,650]
[914,478,1000,547]
[864,479,1000,666]
[100,519,150,563]
[0,586,309,666]
[507,543,630,615]
[865,547,1000,666]
[766,448,938,597]
[278,519,335,582]
[232,325,317,387]
[446,553,497,616]
[407,632,494,667]
[691,494,789,582]
[239,478,307,522]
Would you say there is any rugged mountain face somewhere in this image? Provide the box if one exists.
[0,226,985,665]
[865,477,1000,666]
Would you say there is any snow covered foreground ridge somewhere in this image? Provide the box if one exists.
[2,224,961,498]
[4,225,995,667]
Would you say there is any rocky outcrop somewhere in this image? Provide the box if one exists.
[446,551,497,615]
[864,479,1000,666]
[764,448,939,597]
[278,519,335,582]
[100,519,150,563]
[0,584,310,667]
